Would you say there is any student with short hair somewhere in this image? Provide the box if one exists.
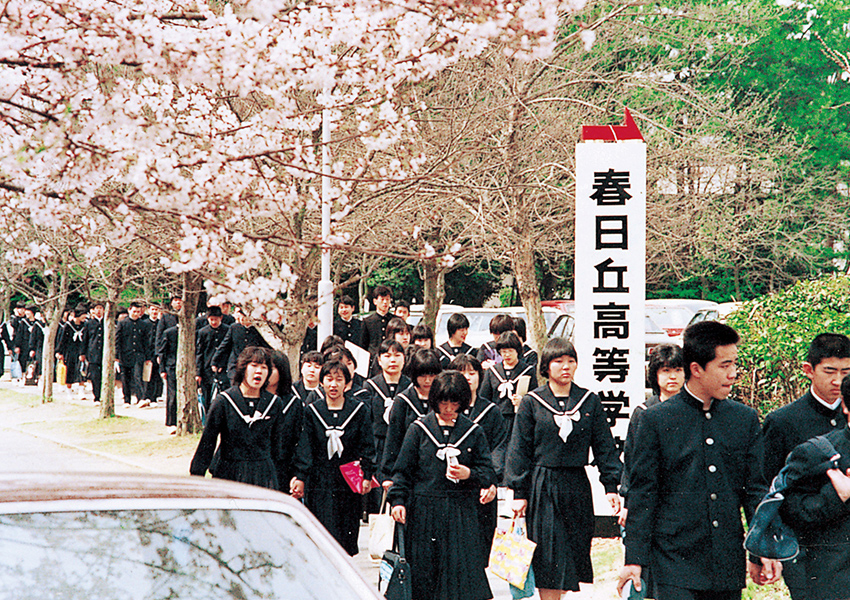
[360,285,393,355]
[411,323,435,349]
[292,351,324,405]
[380,348,442,487]
[366,340,411,483]
[333,295,363,346]
[479,331,537,436]
[438,313,474,368]
[394,299,411,322]
[476,313,515,369]
[762,332,850,598]
[389,370,497,600]
[292,360,376,556]
[512,317,538,370]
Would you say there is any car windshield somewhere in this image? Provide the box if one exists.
[0,508,366,600]
[645,305,693,331]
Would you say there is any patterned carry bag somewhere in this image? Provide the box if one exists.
[488,518,537,589]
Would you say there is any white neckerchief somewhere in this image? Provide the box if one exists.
[221,392,278,428]
[368,378,396,424]
[414,418,478,483]
[529,390,591,442]
[491,363,533,399]
[309,401,363,460]
[69,322,84,342]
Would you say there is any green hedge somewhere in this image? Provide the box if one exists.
[728,275,850,416]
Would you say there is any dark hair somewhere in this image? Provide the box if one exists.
[512,317,527,343]
[682,321,740,380]
[447,313,470,337]
[495,331,523,354]
[408,348,442,385]
[447,354,483,384]
[806,333,850,368]
[841,374,850,410]
[489,314,514,336]
[539,337,578,378]
[207,306,223,317]
[267,350,293,394]
[320,359,352,384]
[378,339,406,356]
[385,317,411,340]
[372,285,392,299]
[300,351,324,368]
[324,345,357,369]
[25,305,38,314]
[411,324,434,347]
[234,346,273,385]
[648,344,685,395]
[395,299,410,310]
[90,300,104,309]
[427,371,472,413]
[339,295,356,308]
[320,334,346,354]
[130,301,144,310]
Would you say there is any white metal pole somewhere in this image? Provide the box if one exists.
[317,108,333,349]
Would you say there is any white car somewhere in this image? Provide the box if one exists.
[433,307,560,349]
[0,472,381,600]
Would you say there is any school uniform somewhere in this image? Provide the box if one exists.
[360,311,393,355]
[190,386,285,490]
[479,360,537,437]
[12,316,34,363]
[436,341,474,368]
[156,325,179,427]
[381,384,429,478]
[475,341,498,365]
[462,397,508,558]
[292,380,320,405]
[27,319,46,377]
[82,316,104,401]
[274,392,305,489]
[762,389,845,598]
[211,324,270,385]
[365,373,412,479]
[624,387,767,596]
[57,320,86,384]
[294,392,375,555]
[522,344,538,370]
[388,412,496,600]
[300,324,318,359]
[780,426,850,600]
[195,322,230,409]
[505,383,622,592]
[334,316,363,347]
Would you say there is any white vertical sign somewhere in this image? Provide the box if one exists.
[574,141,646,515]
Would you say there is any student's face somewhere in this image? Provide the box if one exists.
[395,306,409,321]
[415,373,437,396]
[302,361,321,385]
[128,306,143,320]
[148,306,160,320]
[171,298,183,312]
[92,305,104,319]
[24,310,34,320]
[208,315,222,328]
[379,350,404,376]
[243,361,269,391]
[375,295,392,314]
[413,338,431,349]
[338,303,354,321]
[451,327,468,343]
[322,371,347,401]
[342,357,356,377]
[692,344,738,400]
[657,366,685,397]
[395,330,410,348]
[804,357,850,404]
[459,366,480,396]
[499,348,518,365]
[266,367,280,390]
[548,355,578,387]
[437,400,460,422]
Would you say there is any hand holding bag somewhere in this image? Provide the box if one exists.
[369,489,395,560]
[340,460,379,494]
[489,517,537,589]
[379,522,412,600]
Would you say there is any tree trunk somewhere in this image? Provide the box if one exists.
[177,272,203,435]
[422,259,445,331]
[0,288,9,324]
[512,241,547,355]
[99,300,118,418]
[39,270,68,403]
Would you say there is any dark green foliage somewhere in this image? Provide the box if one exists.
[728,276,850,416]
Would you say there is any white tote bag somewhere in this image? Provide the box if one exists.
[368,490,396,560]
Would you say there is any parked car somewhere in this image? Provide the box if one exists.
[433,307,560,349]
[541,299,575,314]
[0,472,381,600]
[547,312,669,360]
[644,298,717,338]
[671,301,742,346]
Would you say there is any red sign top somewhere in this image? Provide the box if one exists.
[581,108,644,142]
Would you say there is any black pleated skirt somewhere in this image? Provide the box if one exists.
[214,456,279,491]
[526,466,594,591]
[407,493,493,600]
[305,465,362,556]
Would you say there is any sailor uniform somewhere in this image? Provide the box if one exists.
[190,387,285,490]
[437,341,474,368]
[294,392,376,555]
[57,321,86,384]
[365,373,412,478]
[505,384,622,591]
[381,384,430,478]
[389,412,496,600]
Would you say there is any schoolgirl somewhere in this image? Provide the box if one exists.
[478,331,537,435]
[437,313,474,368]
[265,350,304,493]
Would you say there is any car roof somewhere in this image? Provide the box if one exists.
[0,472,291,505]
